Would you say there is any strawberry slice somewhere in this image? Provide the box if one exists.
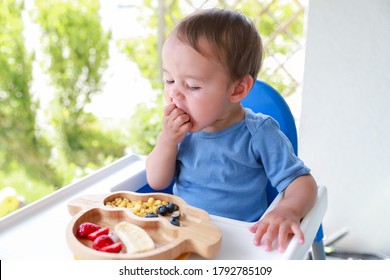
[87,227,110,241]
[76,222,101,238]
[92,234,114,251]
[99,242,123,253]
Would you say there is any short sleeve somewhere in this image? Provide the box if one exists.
[251,117,311,192]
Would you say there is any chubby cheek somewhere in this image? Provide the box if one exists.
[188,105,219,132]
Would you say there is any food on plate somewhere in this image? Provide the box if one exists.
[92,234,122,253]
[76,222,101,238]
[99,242,123,253]
[92,234,114,250]
[76,222,122,253]
[171,210,181,219]
[157,205,168,216]
[114,221,155,254]
[105,196,180,220]
[165,202,178,212]
[87,227,110,241]
[105,196,169,216]
[169,217,180,227]
[144,213,158,218]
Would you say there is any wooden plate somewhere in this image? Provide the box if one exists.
[66,191,222,260]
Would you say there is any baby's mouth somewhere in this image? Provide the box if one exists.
[173,102,192,124]
[170,99,192,122]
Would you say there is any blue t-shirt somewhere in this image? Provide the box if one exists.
[173,108,310,222]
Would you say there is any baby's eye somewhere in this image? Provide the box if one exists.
[164,79,174,85]
[186,84,201,91]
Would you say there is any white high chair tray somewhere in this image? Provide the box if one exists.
[0,154,327,260]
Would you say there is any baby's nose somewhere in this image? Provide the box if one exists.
[169,86,184,100]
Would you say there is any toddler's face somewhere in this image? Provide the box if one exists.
[162,36,236,132]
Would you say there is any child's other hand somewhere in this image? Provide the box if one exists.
[248,206,304,253]
[161,103,192,144]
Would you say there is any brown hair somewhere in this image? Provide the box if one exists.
[171,8,263,82]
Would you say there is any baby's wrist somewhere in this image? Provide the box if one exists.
[157,133,179,150]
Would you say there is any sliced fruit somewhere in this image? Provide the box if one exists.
[76,222,101,238]
[92,234,114,251]
[114,221,155,254]
[87,227,110,241]
[171,210,181,219]
[99,242,123,253]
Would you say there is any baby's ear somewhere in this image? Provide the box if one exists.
[229,75,254,103]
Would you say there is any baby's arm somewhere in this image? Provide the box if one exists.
[249,174,317,252]
[146,103,192,190]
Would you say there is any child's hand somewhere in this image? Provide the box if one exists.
[160,103,192,145]
[248,206,304,253]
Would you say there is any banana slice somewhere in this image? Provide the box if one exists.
[114,222,155,254]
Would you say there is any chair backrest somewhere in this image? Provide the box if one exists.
[241,80,298,204]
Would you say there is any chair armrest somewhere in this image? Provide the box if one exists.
[261,185,328,259]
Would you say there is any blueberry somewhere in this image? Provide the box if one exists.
[170,217,180,226]
[144,213,158,218]
[157,205,168,216]
[171,210,181,219]
[165,203,178,213]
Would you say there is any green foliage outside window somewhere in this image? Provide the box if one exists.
[33,0,125,184]
[0,0,125,217]
[0,0,56,216]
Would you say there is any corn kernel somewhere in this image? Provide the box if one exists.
[154,200,161,206]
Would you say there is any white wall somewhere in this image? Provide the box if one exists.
[299,0,390,255]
